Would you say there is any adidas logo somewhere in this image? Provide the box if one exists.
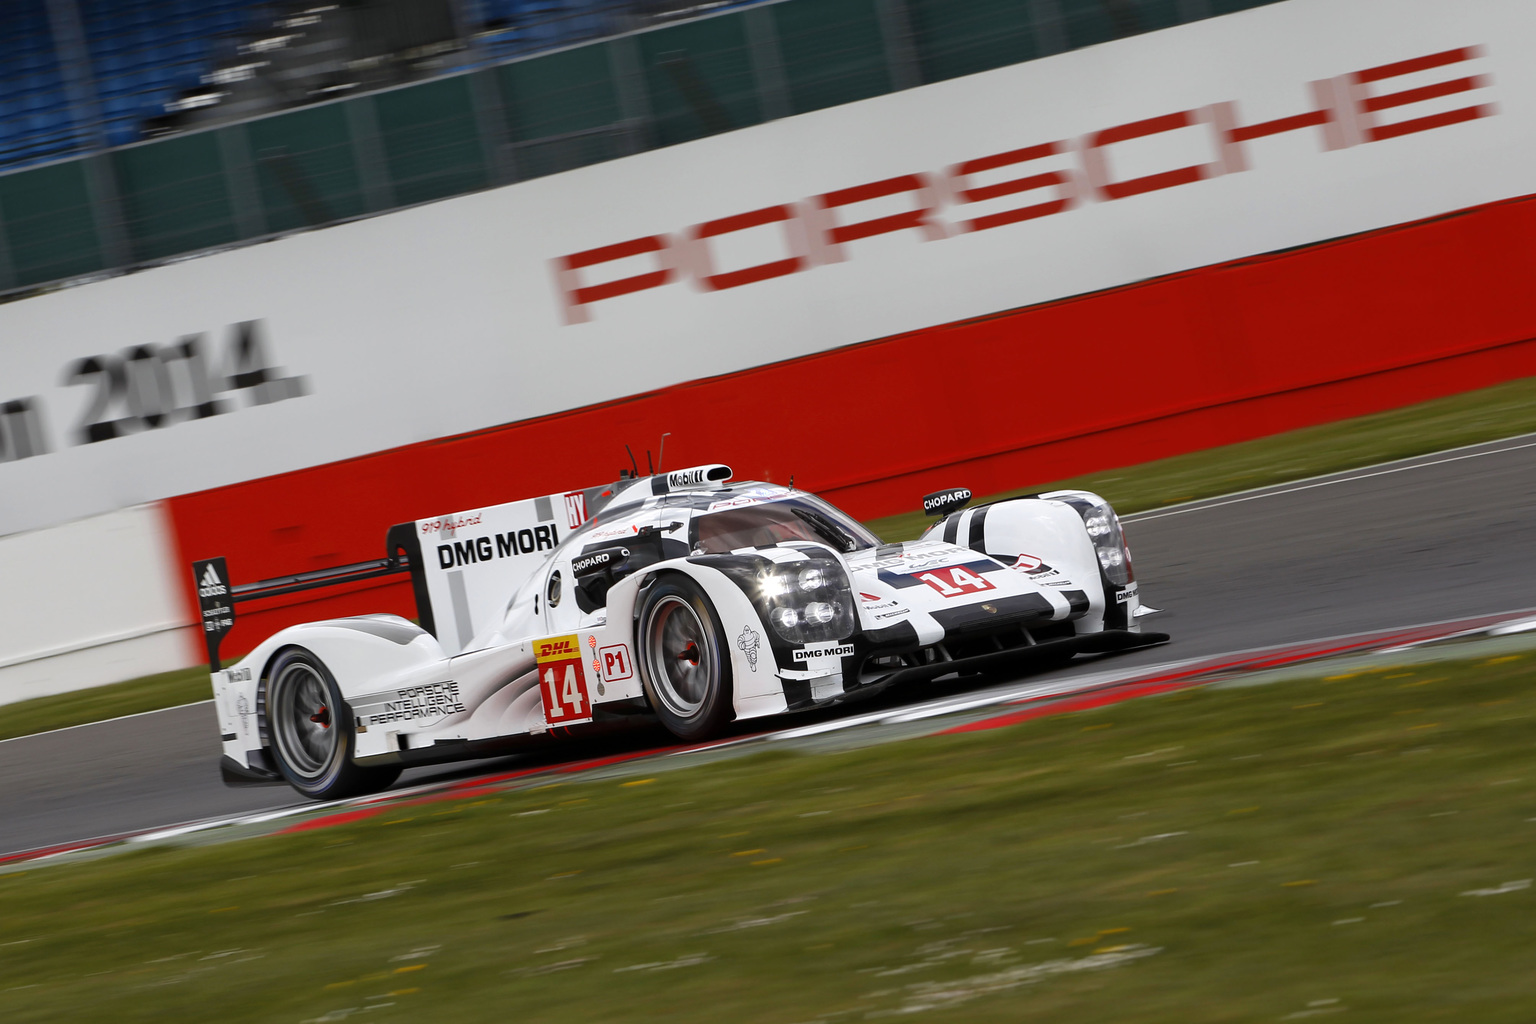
[199,563,228,599]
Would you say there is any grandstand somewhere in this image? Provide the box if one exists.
[4,0,253,163]
[0,0,1286,293]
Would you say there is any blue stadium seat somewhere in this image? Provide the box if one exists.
[96,51,129,76]
[0,1,263,168]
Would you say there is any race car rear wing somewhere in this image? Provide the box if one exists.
[193,523,428,671]
[191,480,614,671]
[191,466,735,671]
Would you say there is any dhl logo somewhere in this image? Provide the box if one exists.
[536,635,581,661]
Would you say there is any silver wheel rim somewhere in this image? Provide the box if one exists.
[643,595,716,718]
[271,660,338,780]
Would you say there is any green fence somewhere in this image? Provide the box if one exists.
[0,0,1287,294]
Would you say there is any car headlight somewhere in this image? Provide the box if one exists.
[1067,497,1134,586]
[760,574,794,600]
[758,558,855,643]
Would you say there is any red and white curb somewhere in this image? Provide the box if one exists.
[6,606,1535,871]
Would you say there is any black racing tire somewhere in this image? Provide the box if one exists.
[263,647,402,800]
[636,575,734,740]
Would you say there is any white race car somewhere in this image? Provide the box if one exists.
[196,464,1165,799]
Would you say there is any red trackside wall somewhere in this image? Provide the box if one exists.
[167,193,1536,660]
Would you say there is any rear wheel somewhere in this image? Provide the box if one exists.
[637,576,734,740]
[265,648,401,800]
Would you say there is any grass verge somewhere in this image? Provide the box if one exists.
[2,651,1533,1022]
[8,374,1536,740]
[0,667,210,742]
[867,374,1536,540]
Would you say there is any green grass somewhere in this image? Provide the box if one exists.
[8,374,1536,740]
[3,651,1534,1022]
[0,667,211,741]
[867,374,1536,541]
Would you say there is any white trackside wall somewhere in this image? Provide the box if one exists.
[0,0,1532,541]
[0,505,195,705]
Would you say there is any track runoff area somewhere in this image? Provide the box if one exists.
[5,431,1536,868]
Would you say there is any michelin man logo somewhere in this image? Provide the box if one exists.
[736,626,761,672]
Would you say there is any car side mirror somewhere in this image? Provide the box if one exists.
[573,545,631,611]
[922,487,973,517]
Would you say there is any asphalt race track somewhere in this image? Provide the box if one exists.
[4,433,1535,859]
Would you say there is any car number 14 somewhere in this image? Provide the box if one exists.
[917,566,995,597]
[541,663,591,723]
[534,634,594,725]
[540,662,592,724]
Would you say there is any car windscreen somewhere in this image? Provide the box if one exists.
[690,496,880,554]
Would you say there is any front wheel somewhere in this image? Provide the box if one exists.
[264,647,401,800]
[636,576,734,740]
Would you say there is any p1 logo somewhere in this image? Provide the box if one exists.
[536,633,593,725]
[599,643,634,682]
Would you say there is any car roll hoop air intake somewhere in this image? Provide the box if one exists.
[649,463,732,495]
[192,522,431,672]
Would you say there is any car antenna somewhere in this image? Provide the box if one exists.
[657,432,670,472]
[646,449,654,474]
[624,444,640,479]
[788,475,795,491]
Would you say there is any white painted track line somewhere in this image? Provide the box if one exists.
[0,699,214,747]
[1122,431,1536,524]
